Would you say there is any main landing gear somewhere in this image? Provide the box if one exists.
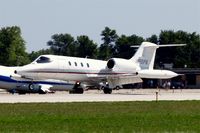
[102,86,112,94]
[69,82,84,94]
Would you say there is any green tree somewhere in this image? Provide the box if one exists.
[155,30,200,68]
[115,34,144,59]
[0,26,29,66]
[76,35,97,58]
[174,32,200,68]
[29,49,53,62]
[146,34,158,44]
[47,33,75,56]
[155,30,181,67]
[98,27,118,60]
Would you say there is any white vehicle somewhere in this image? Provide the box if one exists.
[15,42,185,94]
[0,66,75,94]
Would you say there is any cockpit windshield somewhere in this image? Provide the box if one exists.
[36,56,51,63]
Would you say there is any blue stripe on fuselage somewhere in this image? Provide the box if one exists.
[0,75,73,86]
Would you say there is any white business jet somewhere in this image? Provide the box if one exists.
[14,42,185,94]
[0,66,75,94]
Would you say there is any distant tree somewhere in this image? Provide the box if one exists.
[98,27,118,60]
[154,30,181,67]
[75,35,97,58]
[0,26,30,66]
[174,32,200,68]
[115,34,144,59]
[146,34,158,44]
[29,49,53,62]
[47,33,75,56]
[155,30,200,68]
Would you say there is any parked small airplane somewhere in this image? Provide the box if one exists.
[14,42,185,94]
[0,66,75,94]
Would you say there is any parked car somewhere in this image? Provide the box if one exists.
[171,82,184,89]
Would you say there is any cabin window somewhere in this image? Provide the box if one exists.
[87,63,90,68]
[74,62,77,66]
[36,56,51,63]
[81,63,84,67]
[68,61,71,66]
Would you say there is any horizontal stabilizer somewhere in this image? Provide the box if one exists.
[131,43,186,48]
[157,44,186,47]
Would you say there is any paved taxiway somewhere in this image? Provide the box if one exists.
[0,89,200,103]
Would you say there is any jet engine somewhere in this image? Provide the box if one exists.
[106,58,137,71]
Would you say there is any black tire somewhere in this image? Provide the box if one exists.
[70,88,84,94]
[103,87,112,94]
[18,91,26,95]
[77,88,84,94]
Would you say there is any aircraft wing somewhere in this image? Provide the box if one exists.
[106,75,142,88]
[87,74,142,88]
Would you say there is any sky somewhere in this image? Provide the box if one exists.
[0,0,199,53]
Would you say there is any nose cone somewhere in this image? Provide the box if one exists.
[15,67,29,75]
[14,64,41,79]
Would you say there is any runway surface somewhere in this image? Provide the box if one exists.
[0,89,200,103]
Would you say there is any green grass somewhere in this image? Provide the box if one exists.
[0,101,199,133]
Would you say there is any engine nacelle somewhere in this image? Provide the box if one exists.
[107,58,137,72]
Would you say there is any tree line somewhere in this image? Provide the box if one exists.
[0,26,200,68]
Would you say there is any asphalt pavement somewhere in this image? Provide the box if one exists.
[0,89,199,103]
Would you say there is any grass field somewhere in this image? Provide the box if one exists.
[0,101,199,133]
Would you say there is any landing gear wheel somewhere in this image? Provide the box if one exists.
[69,88,84,94]
[75,88,84,94]
[18,91,26,95]
[70,81,84,94]
[103,87,112,94]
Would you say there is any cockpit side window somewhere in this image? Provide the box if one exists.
[36,56,51,63]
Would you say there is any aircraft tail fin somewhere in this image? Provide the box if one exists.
[130,42,158,70]
[130,42,186,70]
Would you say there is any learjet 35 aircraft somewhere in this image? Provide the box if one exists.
[14,42,185,94]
